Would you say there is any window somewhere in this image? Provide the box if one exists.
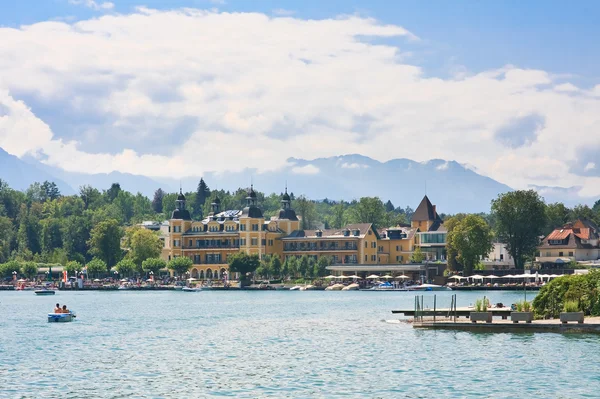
[371,255,376,261]
[251,238,258,246]
[372,242,376,248]
[364,242,367,248]
[240,239,246,246]
[252,224,259,231]
[569,251,574,256]
[396,245,399,251]
[268,239,274,246]
[173,239,180,247]
[545,251,551,257]
[559,252,564,257]
[364,255,367,261]
[189,240,192,247]
[262,239,266,246]
[193,255,200,264]
[240,224,246,231]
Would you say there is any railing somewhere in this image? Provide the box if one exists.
[284,246,358,252]
[183,245,239,249]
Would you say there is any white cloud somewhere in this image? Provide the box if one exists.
[68,0,114,10]
[291,164,320,175]
[584,162,596,172]
[554,83,579,92]
[341,162,369,169]
[272,9,295,16]
[436,162,449,171]
[0,8,598,195]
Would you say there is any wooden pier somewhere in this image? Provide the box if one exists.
[392,307,513,319]
[412,318,600,334]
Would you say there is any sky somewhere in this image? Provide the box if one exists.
[0,0,599,198]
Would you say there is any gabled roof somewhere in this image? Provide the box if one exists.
[411,195,440,222]
[282,223,379,240]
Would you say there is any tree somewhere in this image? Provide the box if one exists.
[286,256,298,278]
[86,258,107,278]
[106,183,122,202]
[0,260,22,278]
[22,261,38,279]
[384,200,395,212]
[116,258,136,277]
[443,214,467,272]
[152,188,165,213]
[41,181,61,201]
[227,252,260,286]
[88,219,123,268]
[142,258,166,276]
[330,202,346,229]
[545,202,571,235]
[315,256,331,277]
[348,197,387,227]
[294,196,317,229]
[410,247,425,263]
[193,178,211,219]
[79,185,103,210]
[125,227,162,268]
[297,255,310,278]
[491,190,546,270]
[168,256,193,277]
[446,215,493,275]
[570,204,597,224]
[270,255,282,279]
[64,260,82,275]
[0,216,14,263]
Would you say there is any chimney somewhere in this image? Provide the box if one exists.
[432,205,436,218]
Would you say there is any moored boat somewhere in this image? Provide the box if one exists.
[35,289,56,295]
[342,283,360,291]
[325,283,344,291]
[406,284,452,291]
[182,286,202,292]
[289,285,302,291]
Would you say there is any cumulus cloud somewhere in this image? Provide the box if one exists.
[291,164,320,175]
[0,8,599,195]
[68,0,114,10]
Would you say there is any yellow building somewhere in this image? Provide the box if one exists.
[166,189,446,281]
[166,186,300,279]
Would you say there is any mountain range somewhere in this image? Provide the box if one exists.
[0,148,593,214]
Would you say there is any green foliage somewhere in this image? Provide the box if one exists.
[86,258,108,278]
[491,190,546,269]
[115,258,136,277]
[410,247,425,263]
[227,252,260,281]
[142,258,166,275]
[294,196,317,229]
[0,260,22,278]
[167,256,193,276]
[193,178,211,219]
[474,299,482,312]
[533,272,600,318]
[515,300,532,312]
[64,260,82,275]
[125,227,162,267]
[563,300,580,313]
[447,214,493,276]
[88,219,123,267]
[348,197,388,228]
[22,261,39,279]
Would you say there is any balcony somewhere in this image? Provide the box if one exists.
[183,244,239,250]
[284,244,358,252]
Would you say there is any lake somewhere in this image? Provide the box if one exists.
[1,290,599,398]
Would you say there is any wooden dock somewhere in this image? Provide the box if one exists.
[392,307,513,319]
[412,318,600,334]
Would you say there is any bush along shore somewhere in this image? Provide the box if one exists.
[533,270,600,319]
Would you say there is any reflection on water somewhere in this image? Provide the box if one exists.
[1,290,599,398]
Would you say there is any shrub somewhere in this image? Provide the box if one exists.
[515,300,532,312]
[533,271,600,318]
[474,299,482,312]
[563,300,580,313]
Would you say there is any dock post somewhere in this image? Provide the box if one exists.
[421,295,424,323]
[433,295,436,323]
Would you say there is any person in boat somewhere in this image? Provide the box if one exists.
[54,303,61,313]
[61,305,70,314]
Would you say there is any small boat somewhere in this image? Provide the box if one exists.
[35,289,56,295]
[182,286,202,292]
[289,285,302,291]
[325,284,344,291]
[48,312,74,323]
[299,284,315,291]
[407,284,452,291]
[342,283,360,291]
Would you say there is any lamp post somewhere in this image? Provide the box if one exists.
[12,271,17,281]
[113,270,118,282]
[149,271,154,282]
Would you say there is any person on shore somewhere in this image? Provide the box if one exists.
[62,305,69,314]
[54,303,61,313]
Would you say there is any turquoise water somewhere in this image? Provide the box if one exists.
[1,290,599,398]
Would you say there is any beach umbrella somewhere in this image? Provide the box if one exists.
[93,278,101,282]
[336,275,348,279]
[469,274,485,280]
[120,279,128,282]
[503,274,515,278]
[324,275,337,279]
[396,275,411,279]
[448,275,465,280]
[17,278,27,282]
[348,275,361,279]
[146,279,153,282]
[381,274,393,279]
[486,275,499,279]
[366,274,380,279]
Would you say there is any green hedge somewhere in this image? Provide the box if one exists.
[533,271,600,318]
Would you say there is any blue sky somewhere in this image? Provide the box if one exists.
[3,0,599,83]
[0,0,599,198]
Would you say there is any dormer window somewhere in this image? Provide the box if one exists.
[316,230,323,238]
[343,229,350,237]
[353,229,360,236]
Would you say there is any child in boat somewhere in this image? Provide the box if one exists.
[62,305,69,314]
[54,303,61,313]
